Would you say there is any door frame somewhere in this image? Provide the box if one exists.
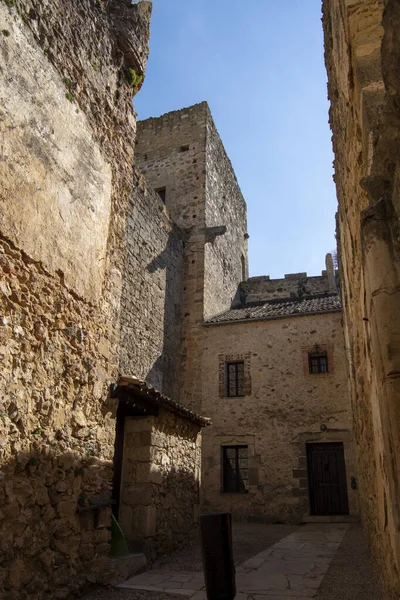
[292,430,358,518]
[306,441,350,516]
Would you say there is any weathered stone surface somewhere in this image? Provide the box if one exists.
[0,2,112,302]
[120,169,184,399]
[241,270,337,304]
[136,103,248,412]
[323,0,400,596]
[119,409,202,560]
[203,106,248,319]
[0,0,152,598]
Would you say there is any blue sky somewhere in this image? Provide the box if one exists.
[134,0,336,279]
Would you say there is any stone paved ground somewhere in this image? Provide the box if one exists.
[314,524,382,600]
[80,523,382,600]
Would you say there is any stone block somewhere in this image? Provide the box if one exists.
[118,505,134,538]
[134,462,163,484]
[121,483,152,506]
[56,500,77,518]
[134,505,157,537]
[149,464,163,485]
[124,445,151,462]
[79,543,95,562]
[292,488,309,497]
[96,507,112,529]
[150,430,167,448]
[292,469,308,479]
[140,431,152,447]
[8,558,32,591]
[105,553,147,585]
[248,468,259,486]
[125,417,153,434]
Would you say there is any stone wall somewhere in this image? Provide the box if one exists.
[323,1,400,596]
[0,234,118,598]
[203,107,248,319]
[136,103,208,410]
[120,169,184,400]
[0,1,151,597]
[118,410,202,560]
[201,312,357,521]
[135,103,208,231]
[241,271,335,304]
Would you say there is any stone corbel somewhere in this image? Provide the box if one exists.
[204,225,227,244]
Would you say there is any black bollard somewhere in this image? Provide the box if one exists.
[200,513,236,600]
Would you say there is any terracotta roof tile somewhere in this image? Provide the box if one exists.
[118,376,211,427]
[205,294,341,325]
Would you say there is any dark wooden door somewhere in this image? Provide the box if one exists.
[112,403,125,520]
[307,442,349,516]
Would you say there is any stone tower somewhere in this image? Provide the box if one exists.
[135,102,249,411]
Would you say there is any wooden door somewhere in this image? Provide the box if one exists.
[112,403,125,520]
[307,442,349,516]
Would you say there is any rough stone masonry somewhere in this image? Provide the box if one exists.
[0,0,391,597]
[135,102,249,413]
[136,110,358,527]
[323,0,400,597]
[0,2,210,597]
[0,1,165,597]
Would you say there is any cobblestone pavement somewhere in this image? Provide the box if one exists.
[80,523,382,600]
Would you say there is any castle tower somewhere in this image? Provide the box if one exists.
[135,102,248,411]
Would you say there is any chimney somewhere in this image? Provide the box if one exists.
[325,253,336,293]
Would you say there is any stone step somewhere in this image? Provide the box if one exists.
[302,514,360,524]
[102,553,147,586]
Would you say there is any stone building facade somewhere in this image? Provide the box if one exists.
[323,0,400,596]
[112,377,206,561]
[201,269,358,522]
[136,112,358,524]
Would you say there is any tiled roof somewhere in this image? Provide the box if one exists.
[205,294,342,325]
[117,376,211,427]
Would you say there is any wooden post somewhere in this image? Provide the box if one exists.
[200,513,236,600]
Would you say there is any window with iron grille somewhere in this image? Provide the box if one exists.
[226,361,245,397]
[308,349,328,374]
[222,445,248,493]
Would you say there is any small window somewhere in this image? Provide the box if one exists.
[222,445,248,493]
[180,144,189,152]
[308,347,328,374]
[155,187,166,204]
[226,361,245,397]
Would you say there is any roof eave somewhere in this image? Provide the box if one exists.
[204,307,342,327]
[117,375,211,427]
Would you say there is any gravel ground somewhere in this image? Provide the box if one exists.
[315,524,383,600]
[80,522,295,600]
